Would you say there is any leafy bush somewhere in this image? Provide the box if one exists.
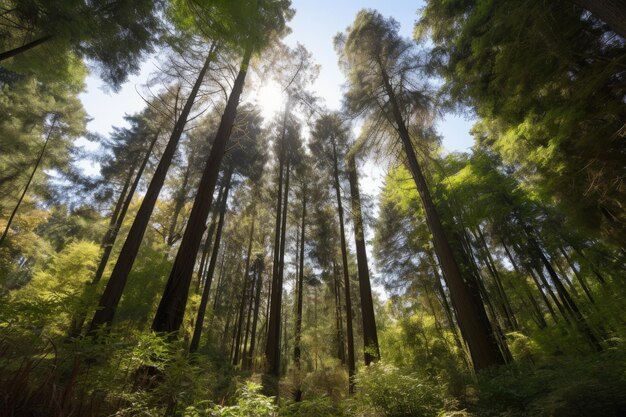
[476,347,626,416]
[280,396,345,417]
[301,366,348,402]
[186,382,276,417]
[353,362,448,417]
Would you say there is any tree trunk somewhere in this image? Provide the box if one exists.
[333,259,346,364]
[560,246,595,303]
[93,161,137,282]
[245,261,264,370]
[242,272,255,366]
[68,131,158,337]
[500,239,548,328]
[294,184,306,401]
[151,47,252,335]
[188,168,233,352]
[265,112,291,378]
[195,182,225,293]
[1,114,58,247]
[347,155,380,365]
[88,48,215,332]
[572,0,626,39]
[233,211,256,365]
[533,241,602,351]
[167,162,193,245]
[380,69,504,370]
[93,131,158,285]
[472,227,518,331]
[0,35,53,62]
[330,138,355,392]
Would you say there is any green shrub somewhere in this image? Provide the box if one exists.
[280,396,344,417]
[476,347,626,417]
[186,382,276,417]
[353,362,448,417]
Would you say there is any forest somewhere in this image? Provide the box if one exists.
[0,0,625,416]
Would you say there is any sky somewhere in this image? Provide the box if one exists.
[79,0,475,153]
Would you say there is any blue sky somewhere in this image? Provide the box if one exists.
[79,0,474,153]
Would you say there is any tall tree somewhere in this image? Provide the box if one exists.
[347,153,380,365]
[87,47,216,333]
[418,0,626,245]
[336,10,505,370]
[310,113,356,391]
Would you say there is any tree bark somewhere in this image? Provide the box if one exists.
[380,68,505,370]
[166,162,193,245]
[333,259,346,364]
[188,168,232,352]
[151,47,252,335]
[68,131,158,338]
[88,48,215,332]
[93,131,158,285]
[245,260,264,370]
[265,105,291,377]
[294,184,306,401]
[330,137,355,392]
[347,155,380,365]
[195,183,225,293]
[500,239,547,328]
[0,35,53,62]
[233,210,256,365]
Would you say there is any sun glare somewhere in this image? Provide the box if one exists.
[253,81,285,122]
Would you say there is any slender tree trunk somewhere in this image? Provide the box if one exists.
[93,131,159,285]
[380,68,504,370]
[275,156,291,371]
[233,211,256,365]
[195,183,225,293]
[571,0,626,39]
[152,47,252,335]
[347,155,380,365]
[1,114,58,247]
[246,262,264,370]
[167,163,193,245]
[207,242,229,342]
[212,245,228,312]
[0,35,53,61]
[294,185,306,401]
[93,162,137,281]
[500,239,547,328]
[333,260,346,364]
[560,247,595,303]
[532,241,602,351]
[265,110,291,377]
[259,273,272,370]
[188,168,233,352]
[471,228,518,331]
[242,273,255,366]
[429,254,470,368]
[68,131,158,337]
[88,49,215,332]
[330,138,355,392]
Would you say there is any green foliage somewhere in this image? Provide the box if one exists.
[475,346,626,416]
[2,239,99,336]
[280,396,345,417]
[353,362,449,417]
[186,382,277,417]
[1,0,162,88]
[418,0,626,244]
